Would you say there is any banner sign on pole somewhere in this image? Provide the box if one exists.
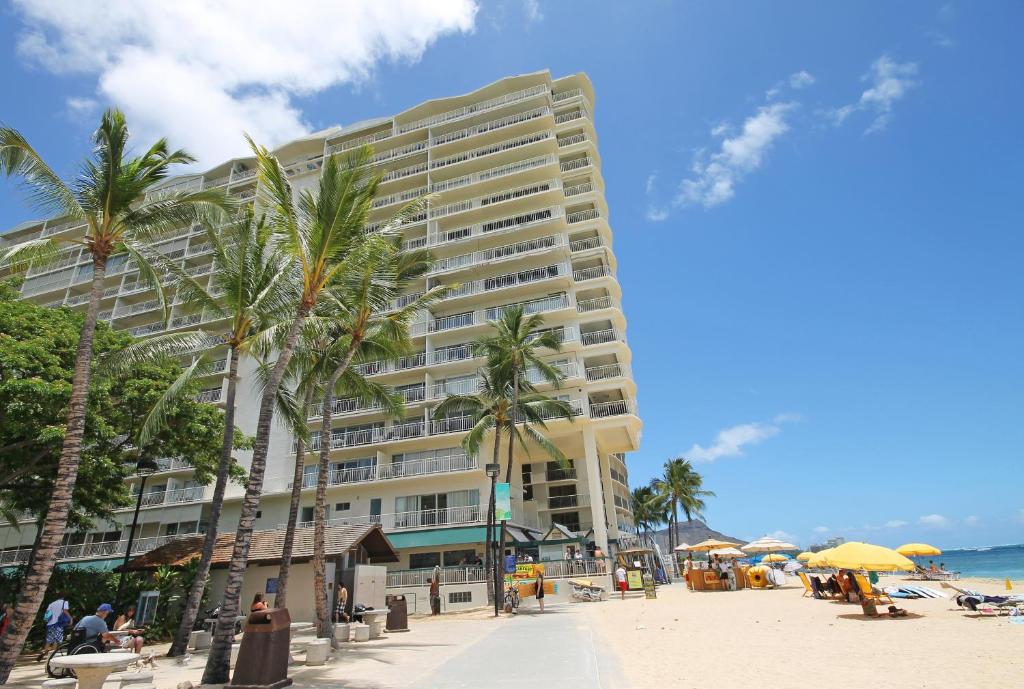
[495,482,512,521]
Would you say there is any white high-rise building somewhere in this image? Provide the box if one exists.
[0,71,641,596]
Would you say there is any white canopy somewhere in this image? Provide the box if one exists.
[742,537,798,553]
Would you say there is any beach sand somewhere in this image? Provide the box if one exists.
[583,576,1023,689]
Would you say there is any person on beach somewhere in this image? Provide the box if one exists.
[334,584,349,623]
[684,553,694,590]
[251,592,268,612]
[929,560,938,572]
[72,603,118,648]
[616,564,628,599]
[37,593,72,661]
[536,572,546,613]
[717,557,731,590]
[429,577,441,615]
[113,604,145,654]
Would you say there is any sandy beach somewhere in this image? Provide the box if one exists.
[4,576,1021,689]
[584,575,1024,689]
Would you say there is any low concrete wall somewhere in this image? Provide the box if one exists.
[389,574,615,614]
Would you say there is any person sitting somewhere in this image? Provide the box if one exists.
[73,604,118,650]
[113,604,145,654]
[251,592,268,612]
[929,560,939,573]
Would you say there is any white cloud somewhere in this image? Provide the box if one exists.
[66,96,98,117]
[675,102,795,208]
[885,519,908,528]
[772,412,804,424]
[11,0,478,166]
[813,526,829,534]
[789,70,815,89]
[685,413,799,462]
[830,55,918,134]
[964,515,980,527]
[522,0,543,22]
[918,514,950,528]
[645,173,657,194]
[646,207,669,222]
[710,121,730,137]
[766,530,797,543]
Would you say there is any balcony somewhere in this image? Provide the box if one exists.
[372,186,428,210]
[567,208,600,225]
[554,105,592,126]
[552,88,583,103]
[196,388,223,404]
[114,298,161,318]
[545,467,577,482]
[0,532,203,566]
[560,157,593,174]
[293,453,479,489]
[544,493,590,510]
[564,181,594,198]
[557,132,589,148]
[570,236,603,252]
[589,398,637,419]
[437,263,569,302]
[136,485,206,507]
[573,264,611,282]
[352,351,427,377]
[429,179,561,220]
[381,162,428,184]
[396,83,550,134]
[429,106,551,148]
[431,154,556,195]
[576,296,613,313]
[581,328,621,346]
[429,234,565,276]
[585,363,624,381]
[430,130,553,171]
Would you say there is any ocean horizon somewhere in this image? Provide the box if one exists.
[913,543,1024,579]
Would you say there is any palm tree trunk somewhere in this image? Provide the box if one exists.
[484,431,501,605]
[202,308,309,685]
[168,345,239,657]
[276,384,316,609]
[497,370,520,596]
[671,503,679,558]
[0,257,106,683]
[313,364,342,644]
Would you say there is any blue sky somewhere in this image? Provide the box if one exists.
[1,1,1021,549]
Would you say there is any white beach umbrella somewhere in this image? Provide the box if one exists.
[742,537,798,553]
[708,547,746,559]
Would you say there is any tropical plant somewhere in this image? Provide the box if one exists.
[0,110,225,679]
[630,486,668,540]
[650,458,715,555]
[163,211,295,656]
[303,237,445,641]
[201,142,426,684]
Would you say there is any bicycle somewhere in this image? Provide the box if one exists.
[503,581,520,614]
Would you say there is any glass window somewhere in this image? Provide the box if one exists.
[443,549,477,566]
[409,552,441,569]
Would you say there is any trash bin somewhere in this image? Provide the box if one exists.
[225,608,293,689]
[385,594,409,632]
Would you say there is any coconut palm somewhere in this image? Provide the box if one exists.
[631,485,668,541]
[651,457,715,555]
[0,111,226,681]
[304,238,446,641]
[201,142,426,684]
[162,211,296,657]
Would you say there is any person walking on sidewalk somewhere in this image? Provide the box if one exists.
[615,565,628,600]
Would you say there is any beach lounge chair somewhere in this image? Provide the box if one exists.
[797,571,813,598]
[853,573,893,605]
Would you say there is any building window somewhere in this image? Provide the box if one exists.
[552,511,581,532]
[521,464,533,501]
[448,591,472,604]
[256,511,262,518]
[443,549,477,566]
[409,552,441,570]
[335,502,351,512]
[301,506,314,523]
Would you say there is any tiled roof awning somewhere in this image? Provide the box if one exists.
[117,523,398,572]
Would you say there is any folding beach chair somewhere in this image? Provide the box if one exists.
[853,573,893,605]
[797,571,814,598]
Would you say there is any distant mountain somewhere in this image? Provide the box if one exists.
[648,520,745,554]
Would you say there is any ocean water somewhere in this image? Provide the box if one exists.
[919,544,1024,579]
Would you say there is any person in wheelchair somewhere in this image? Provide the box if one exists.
[72,603,119,650]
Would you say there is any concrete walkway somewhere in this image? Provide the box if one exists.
[410,604,624,689]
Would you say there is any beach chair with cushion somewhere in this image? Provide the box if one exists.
[797,571,814,598]
[853,573,893,605]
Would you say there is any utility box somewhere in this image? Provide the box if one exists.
[225,608,293,689]
[353,564,387,610]
[385,594,409,632]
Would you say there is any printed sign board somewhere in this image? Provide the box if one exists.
[495,482,512,521]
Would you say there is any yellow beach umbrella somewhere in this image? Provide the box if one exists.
[820,542,915,572]
[761,553,789,563]
[806,549,834,568]
[896,543,942,557]
[689,539,740,552]
[796,551,814,562]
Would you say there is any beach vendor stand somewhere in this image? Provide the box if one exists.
[685,539,740,591]
[615,548,658,591]
[505,562,555,602]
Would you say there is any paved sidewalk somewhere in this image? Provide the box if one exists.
[410,604,624,689]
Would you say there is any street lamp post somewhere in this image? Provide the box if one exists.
[485,463,500,617]
[115,457,159,610]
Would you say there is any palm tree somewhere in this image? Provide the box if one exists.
[631,486,668,541]
[201,142,425,684]
[651,457,715,555]
[162,211,295,657]
[305,238,446,641]
[0,111,226,681]
[474,306,573,578]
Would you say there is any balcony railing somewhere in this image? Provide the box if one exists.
[570,236,603,252]
[136,485,206,507]
[352,351,427,377]
[552,88,583,103]
[564,181,594,198]
[430,179,560,220]
[430,234,565,276]
[431,154,556,195]
[554,105,592,126]
[557,132,589,148]
[560,157,592,174]
[545,467,577,481]
[576,296,613,313]
[567,208,600,224]
[581,328,621,346]
[396,83,550,134]
[544,493,589,509]
[573,264,611,282]
[384,557,611,588]
[196,388,222,403]
[484,293,570,321]
[585,363,623,381]
[438,262,569,302]
[381,162,428,184]
[378,453,478,480]
[114,299,161,318]
[372,186,428,210]
[589,398,637,418]
[429,106,551,148]
[428,205,562,248]
[431,130,553,171]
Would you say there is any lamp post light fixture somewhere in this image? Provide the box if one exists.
[484,463,500,616]
[115,456,160,610]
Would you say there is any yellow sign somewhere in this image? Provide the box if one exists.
[513,563,544,579]
[626,569,643,590]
